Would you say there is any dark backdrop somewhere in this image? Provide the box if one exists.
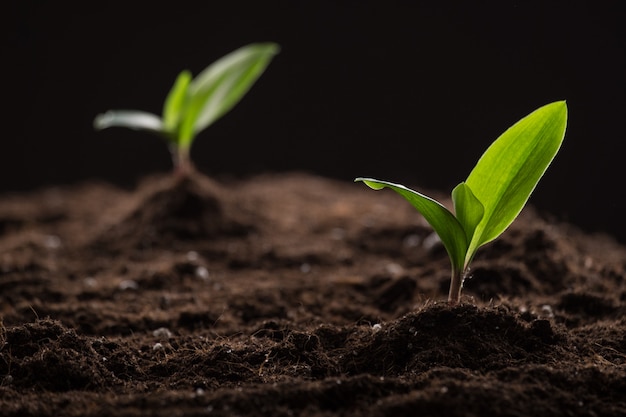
[4,1,625,242]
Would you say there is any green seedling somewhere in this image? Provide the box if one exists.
[356,101,567,305]
[94,42,280,176]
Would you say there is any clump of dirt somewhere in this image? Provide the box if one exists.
[90,172,253,253]
[1,319,119,392]
[1,172,625,416]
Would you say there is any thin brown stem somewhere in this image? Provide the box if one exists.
[170,145,195,178]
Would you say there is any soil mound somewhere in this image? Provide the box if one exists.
[1,172,625,416]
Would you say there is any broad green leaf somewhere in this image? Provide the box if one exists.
[466,101,567,256]
[178,43,280,149]
[355,178,468,273]
[194,55,272,132]
[93,110,163,134]
[162,70,192,134]
[451,182,484,255]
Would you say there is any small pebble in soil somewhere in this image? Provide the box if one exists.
[118,280,139,290]
[195,266,209,281]
[403,234,421,248]
[422,232,442,251]
[540,304,554,318]
[152,327,173,340]
[84,277,97,288]
[385,262,405,277]
[43,235,62,249]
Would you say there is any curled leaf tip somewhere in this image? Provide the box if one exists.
[355,178,385,190]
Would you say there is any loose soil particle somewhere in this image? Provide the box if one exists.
[1,171,625,416]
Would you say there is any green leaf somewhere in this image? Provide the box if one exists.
[178,42,280,149]
[93,110,163,134]
[162,70,192,135]
[355,178,468,273]
[465,101,568,257]
[451,182,484,254]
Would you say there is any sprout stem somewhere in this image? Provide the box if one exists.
[170,145,194,178]
[447,268,466,305]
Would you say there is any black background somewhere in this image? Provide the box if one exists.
[4,1,625,242]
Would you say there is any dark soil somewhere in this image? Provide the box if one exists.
[1,171,625,416]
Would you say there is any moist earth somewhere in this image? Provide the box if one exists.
[1,171,625,416]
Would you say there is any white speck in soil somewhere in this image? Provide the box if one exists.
[422,232,442,251]
[118,280,139,290]
[152,327,173,340]
[195,266,210,281]
[540,304,554,318]
[403,234,421,248]
[385,262,404,277]
[43,235,62,249]
[84,277,97,288]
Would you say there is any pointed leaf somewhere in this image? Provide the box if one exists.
[355,178,468,273]
[466,101,567,255]
[178,42,280,149]
[451,182,484,257]
[93,110,163,134]
[162,70,192,134]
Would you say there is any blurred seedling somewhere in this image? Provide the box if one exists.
[94,43,280,176]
